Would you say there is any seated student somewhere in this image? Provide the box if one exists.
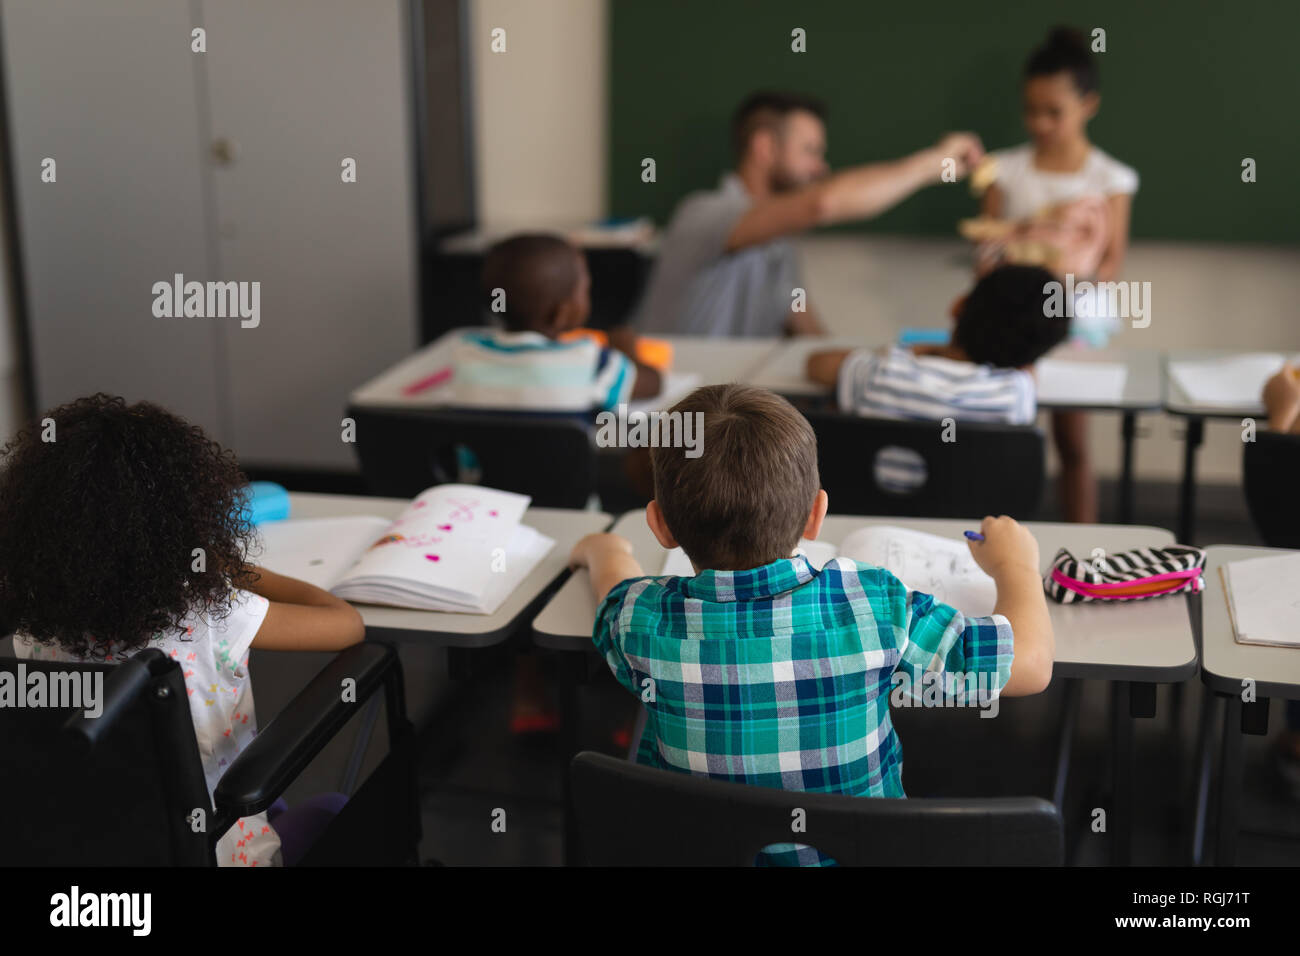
[0,394,365,866]
[569,384,1054,865]
[804,264,1067,493]
[451,233,661,413]
[806,263,1066,421]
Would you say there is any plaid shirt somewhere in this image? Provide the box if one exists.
[592,554,1015,864]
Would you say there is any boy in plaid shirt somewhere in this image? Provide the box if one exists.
[569,384,1054,864]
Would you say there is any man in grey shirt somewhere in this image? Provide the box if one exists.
[636,91,984,338]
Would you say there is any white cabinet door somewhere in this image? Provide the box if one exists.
[201,0,418,469]
[2,0,228,441]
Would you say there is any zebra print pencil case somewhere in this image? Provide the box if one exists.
[1044,545,1206,604]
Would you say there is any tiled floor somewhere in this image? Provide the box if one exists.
[409,477,1300,867]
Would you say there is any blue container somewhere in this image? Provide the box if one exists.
[243,481,291,525]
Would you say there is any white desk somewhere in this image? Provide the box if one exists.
[533,512,1195,681]
[1162,350,1298,543]
[262,493,611,647]
[1196,545,1300,865]
[348,330,780,414]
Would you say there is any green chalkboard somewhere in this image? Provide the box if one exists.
[609,0,1298,243]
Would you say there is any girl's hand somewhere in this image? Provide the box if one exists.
[1263,363,1300,432]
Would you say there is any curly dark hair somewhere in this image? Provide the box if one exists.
[0,393,258,660]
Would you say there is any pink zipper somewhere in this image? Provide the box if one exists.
[1050,567,1203,600]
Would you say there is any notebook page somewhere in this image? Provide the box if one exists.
[837,525,997,617]
[1222,553,1300,647]
[255,516,392,589]
[1035,359,1128,404]
[333,485,531,606]
[1168,353,1285,407]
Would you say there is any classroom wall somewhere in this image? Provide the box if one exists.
[608,0,1299,244]
[468,0,607,224]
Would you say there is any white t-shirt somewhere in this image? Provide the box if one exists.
[988,143,1139,221]
[13,588,280,867]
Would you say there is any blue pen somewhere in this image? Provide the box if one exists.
[964,531,985,541]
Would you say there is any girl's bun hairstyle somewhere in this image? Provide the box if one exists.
[1025,25,1098,95]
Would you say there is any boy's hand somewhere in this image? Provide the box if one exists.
[570,533,645,605]
[569,533,634,570]
[967,515,1040,579]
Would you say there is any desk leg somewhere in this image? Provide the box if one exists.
[1178,417,1205,544]
[1215,692,1243,865]
[1111,681,1135,865]
[1053,678,1082,810]
[1190,691,1217,866]
[1119,412,1137,524]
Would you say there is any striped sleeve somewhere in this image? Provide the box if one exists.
[835,347,881,414]
[592,347,635,412]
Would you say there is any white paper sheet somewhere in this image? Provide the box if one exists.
[1222,553,1300,647]
[837,525,998,617]
[256,516,391,589]
[1168,353,1285,407]
[1035,359,1128,404]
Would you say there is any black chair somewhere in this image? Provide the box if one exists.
[349,406,596,507]
[803,410,1046,518]
[1243,430,1300,547]
[0,643,420,866]
[568,751,1063,866]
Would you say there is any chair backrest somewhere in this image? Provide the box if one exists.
[568,751,1063,866]
[0,650,216,865]
[349,407,596,507]
[803,410,1046,518]
[1243,430,1300,548]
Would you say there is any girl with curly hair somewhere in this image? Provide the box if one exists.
[0,394,365,866]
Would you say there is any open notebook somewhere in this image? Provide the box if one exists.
[256,485,554,614]
[1220,552,1300,648]
[662,524,997,618]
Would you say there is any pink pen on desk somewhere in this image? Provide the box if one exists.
[402,366,453,396]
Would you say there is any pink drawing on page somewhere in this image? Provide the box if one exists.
[425,554,440,562]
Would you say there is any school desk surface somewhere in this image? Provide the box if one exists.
[532,512,1198,683]
[747,340,1166,412]
[1197,544,1300,866]
[1200,545,1300,701]
[273,493,612,647]
[348,330,782,413]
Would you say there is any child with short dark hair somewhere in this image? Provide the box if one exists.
[569,384,1053,863]
[451,233,661,412]
[0,394,365,866]
[805,263,1067,424]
